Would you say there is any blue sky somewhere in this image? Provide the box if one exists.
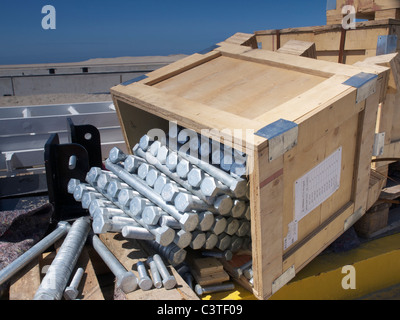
[0,1,327,65]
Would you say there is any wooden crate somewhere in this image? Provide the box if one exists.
[110,43,389,299]
[326,0,400,25]
[255,19,400,65]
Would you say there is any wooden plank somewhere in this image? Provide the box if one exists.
[9,259,41,300]
[277,40,317,58]
[99,233,199,300]
[218,32,258,49]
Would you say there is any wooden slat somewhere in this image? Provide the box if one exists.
[99,233,199,300]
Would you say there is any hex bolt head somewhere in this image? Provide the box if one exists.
[92,213,111,234]
[85,167,103,186]
[117,188,138,209]
[137,163,151,180]
[154,175,170,195]
[161,182,180,203]
[190,231,206,250]
[166,153,179,172]
[154,225,175,247]
[225,217,240,236]
[213,195,233,216]
[107,180,126,200]
[187,168,204,188]
[236,221,251,237]
[211,216,227,235]
[179,213,200,232]
[216,234,231,251]
[139,135,152,151]
[97,173,113,192]
[198,211,215,232]
[149,140,162,157]
[73,185,95,201]
[229,179,248,199]
[156,145,169,164]
[124,155,144,173]
[81,191,101,209]
[176,159,191,179]
[67,179,81,194]
[146,168,160,187]
[230,162,247,177]
[203,232,218,250]
[174,192,193,212]
[142,206,162,225]
[174,229,193,249]
[229,235,244,253]
[231,200,246,218]
[200,176,223,197]
[167,246,187,266]
[109,147,127,164]
[129,197,151,217]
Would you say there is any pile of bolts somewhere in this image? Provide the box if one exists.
[68,127,254,296]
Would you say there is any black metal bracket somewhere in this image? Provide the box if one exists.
[44,118,103,222]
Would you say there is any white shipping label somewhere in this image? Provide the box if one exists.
[294,147,342,222]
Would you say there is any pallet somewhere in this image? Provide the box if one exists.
[110,43,389,299]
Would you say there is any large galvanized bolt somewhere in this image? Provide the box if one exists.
[67,178,81,194]
[174,229,192,248]
[97,173,116,192]
[136,261,153,291]
[187,167,204,188]
[229,235,244,253]
[211,149,223,165]
[91,234,138,294]
[166,152,179,172]
[136,217,175,247]
[34,217,91,300]
[200,176,234,198]
[161,182,183,203]
[81,191,104,209]
[137,162,152,180]
[225,217,240,236]
[149,140,162,157]
[231,200,247,218]
[153,254,176,290]
[139,134,153,151]
[244,206,251,221]
[156,145,169,164]
[198,211,215,232]
[146,168,161,187]
[203,232,218,250]
[124,155,145,173]
[174,192,215,214]
[244,267,253,280]
[213,195,233,216]
[109,147,127,164]
[211,216,228,235]
[106,180,129,200]
[190,231,206,250]
[159,215,182,230]
[73,184,96,201]
[85,167,103,187]
[147,256,162,289]
[176,159,192,179]
[153,175,170,195]
[129,196,151,218]
[195,283,235,296]
[122,225,155,241]
[236,220,251,238]
[64,267,84,300]
[142,206,165,226]
[88,198,117,217]
[201,249,233,261]
[234,260,252,278]
[216,233,231,251]
[117,188,140,209]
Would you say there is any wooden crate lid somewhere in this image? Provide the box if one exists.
[111,43,388,152]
